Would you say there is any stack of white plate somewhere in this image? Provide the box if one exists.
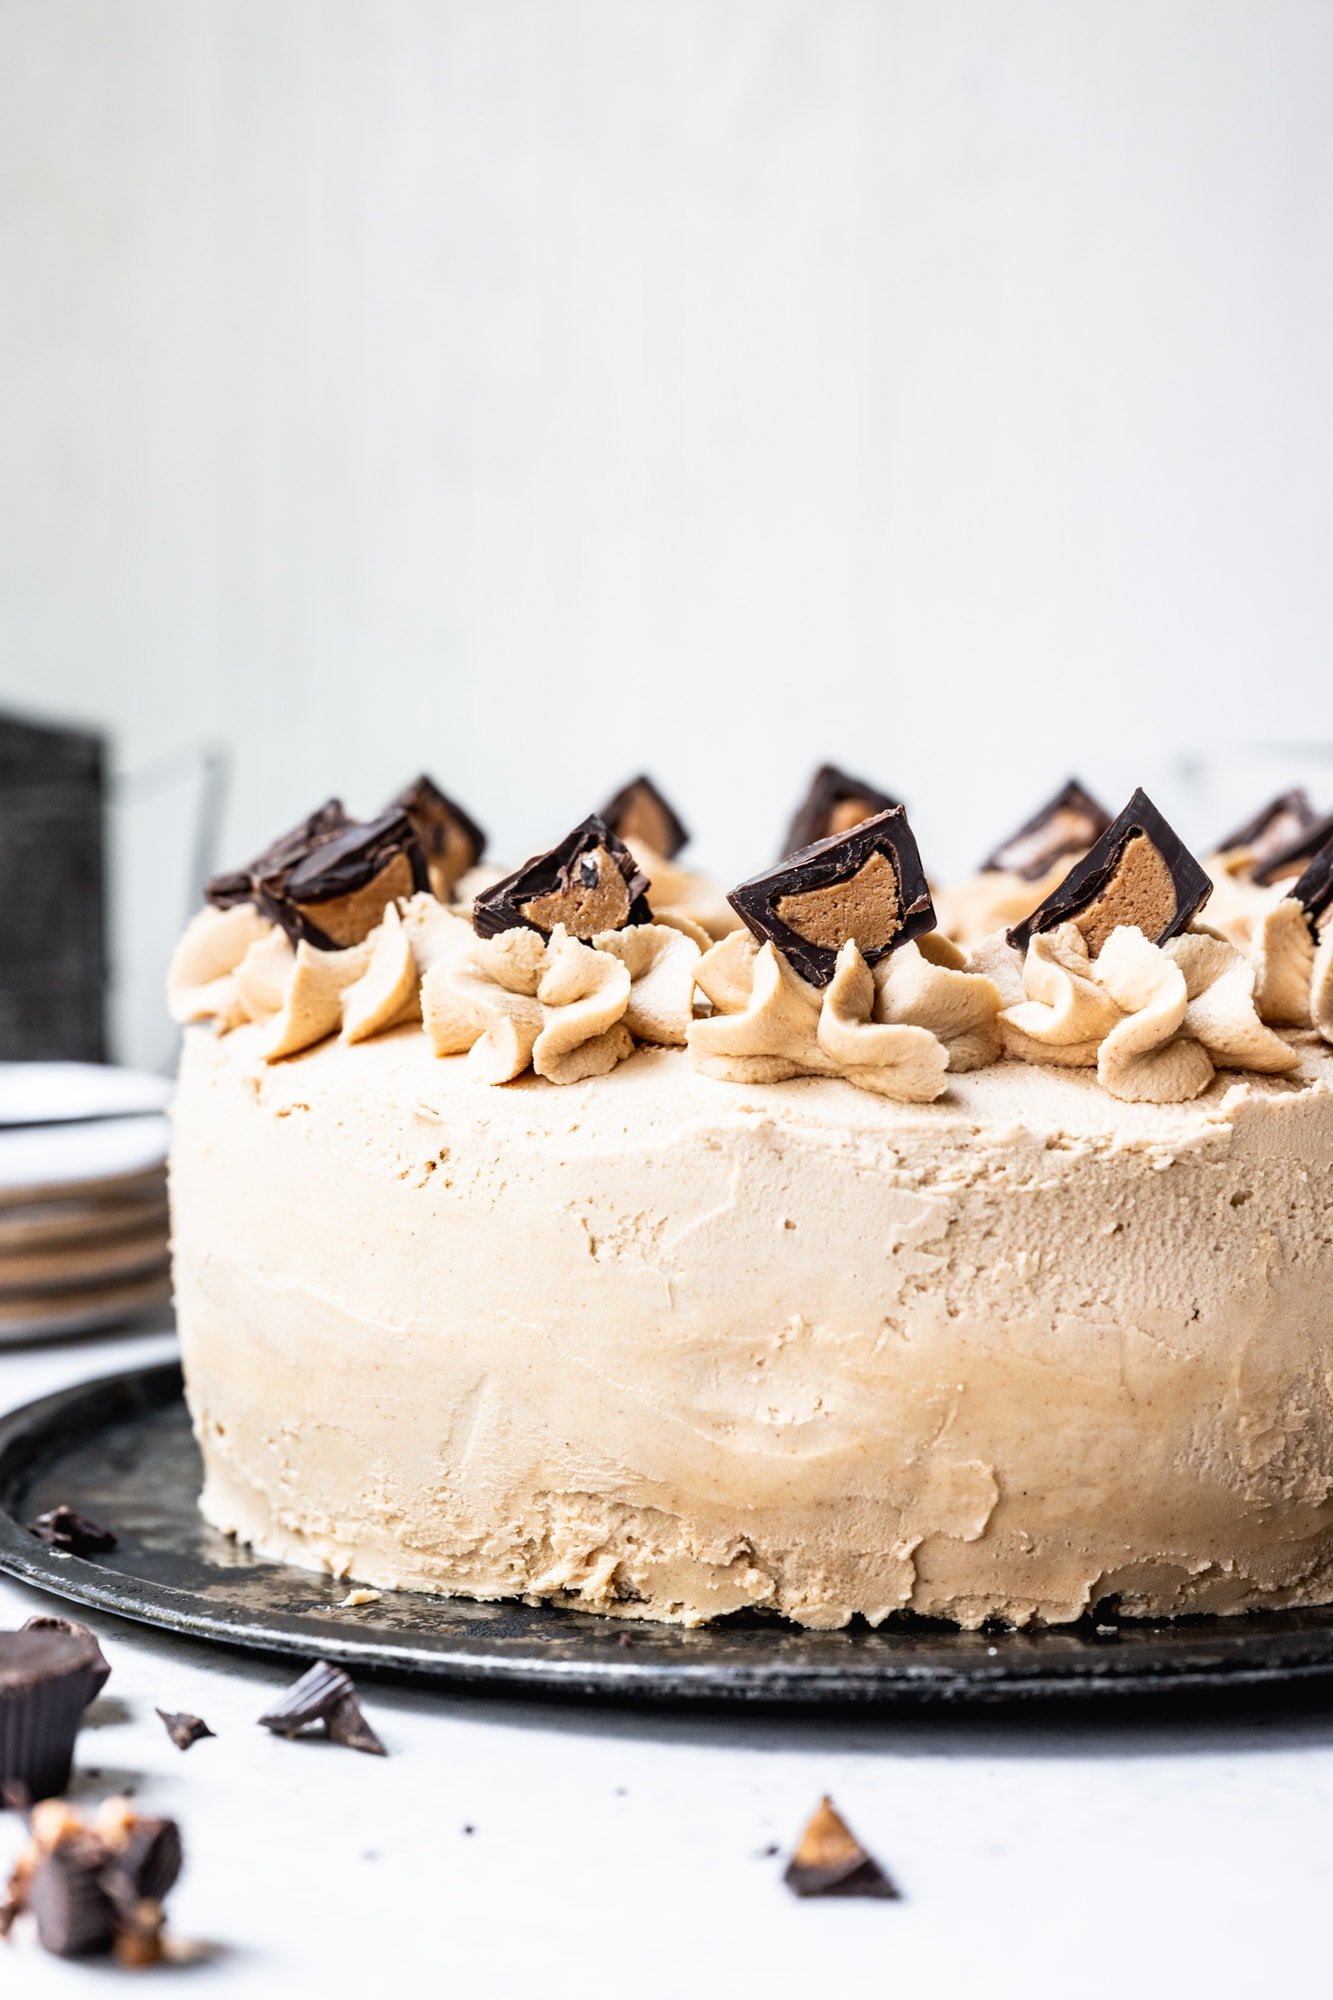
[0,1064,173,1343]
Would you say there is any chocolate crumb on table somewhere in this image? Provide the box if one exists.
[258,1661,386,1756]
[783,1797,899,1900]
[155,1710,213,1752]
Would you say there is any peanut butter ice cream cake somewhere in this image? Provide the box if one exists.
[167,772,1333,1631]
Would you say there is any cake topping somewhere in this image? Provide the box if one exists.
[599,775,689,860]
[0,1616,111,1806]
[783,763,901,856]
[473,815,652,941]
[1,1797,182,1963]
[1213,788,1320,879]
[1291,827,1333,934]
[730,807,934,989]
[27,1506,116,1556]
[206,798,350,912]
[1248,896,1317,1027]
[1252,807,1333,887]
[391,775,486,902]
[998,921,1298,1101]
[258,1660,385,1756]
[982,778,1110,881]
[1006,788,1211,954]
[783,1797,897,1901]
[156,1710,213,1752]
[264,809,428,950]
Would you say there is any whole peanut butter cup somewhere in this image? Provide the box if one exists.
[0,1616,110,1805]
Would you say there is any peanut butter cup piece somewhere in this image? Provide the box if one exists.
[265,809,428,950]
[27,1506,116,1556]
[783,1796,898,1900]
[783,764,901,857]
[1290,826,1333,936]
[205,797,350,911]
[598,774,690,860]
[390,774,486,901]
[473,814,653,941]
[0,1616,110,1804]
[1007,787,1211,954]
[258,1660,385,1756]
[1253,806,1333,889]
[730,804,934,988]
[982,778,1111,881]
[1214,788,1320,879]
[2,1797,182,1960]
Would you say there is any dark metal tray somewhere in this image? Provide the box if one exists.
[4,1360,1333,1707]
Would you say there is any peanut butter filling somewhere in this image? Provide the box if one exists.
[1074,833,1177,953]
[826,796,878,838]
[776,849,901,953]
[522,846,631,936]
[425,818,475,901]
[614,795,675,856]
[294,852,415,948]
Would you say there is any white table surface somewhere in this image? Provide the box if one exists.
[2,1326,1330,1999]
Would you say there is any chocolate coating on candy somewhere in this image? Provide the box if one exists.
[473,815,653,941]
[0,1616,111,1805]
[27,1506,116,1556]
[783,764,901,857]
[730,805,934,988]
[1214,788,1320,878]
[266,809,428,950]
[598,774,690,860]
[1253,807,1333,889]
[258,1659,385,1755]
[1291,828,1333,935]
[391,774,486,900]
[1007,788,1211,954]
[783,1797,898,1901]
[982,778,1111,881]
[205,798,350,911]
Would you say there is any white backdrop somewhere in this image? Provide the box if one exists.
[2,1,1331,1066]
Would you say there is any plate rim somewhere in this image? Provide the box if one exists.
[5,1360,1333,1707]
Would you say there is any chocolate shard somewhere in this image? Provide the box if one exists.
[263,809,429,951]
[27,1506,116,1557]
[1214,787,1320,878]
[391,774,486,901]
[783,764,901,857]
[1253,807,1333,889]
[1006,787,1212,955]
[598,775,690,860]
[982,778,1111,881]
[783,1797,899,1901]
[729,805,934,989]
[27,1835,119,1957]
[205,798,350,911]
[112,1816,183,1904]
[258,1660,384,1754]
[1291,827,1333,936]
[324,1692,386,1758]
[473,814,653,941]
[1,1618,111,1804]
[156,1709,214,1752]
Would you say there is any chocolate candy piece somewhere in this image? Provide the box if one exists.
[3,1798,182,1960]
[0,1616,110,1804]
[1291,827,1333,936]
[1214,788,1320,879]
[27,1506,116,1556]
[156,1709,213,1752]
[982,779,1111,881]
[265,809,428,950]
[1007,788,1211,954]
[783,1797,898,1901]
[258,1660,385,1756]
[473,814,653,941]
[598,774,690,860]
[783,764,901,857]
[1253,807,1333,889]
[730,805,934,988]
[391,774,486,901]
[205,798,350,911]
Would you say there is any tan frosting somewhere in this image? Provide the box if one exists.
[932,858,1074,949]
[1249,895,1317,1027]
[1314,927,1333,1044]
[998,922,1298,1103]
[171,1020,1333,1630]
[260,936,375,1062]
[421,922,699,1084]
[623,837,741,942]
[689,932,998,1100]
[167,903,274,1029]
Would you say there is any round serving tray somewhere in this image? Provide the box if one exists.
[4,1360,1333,1708]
